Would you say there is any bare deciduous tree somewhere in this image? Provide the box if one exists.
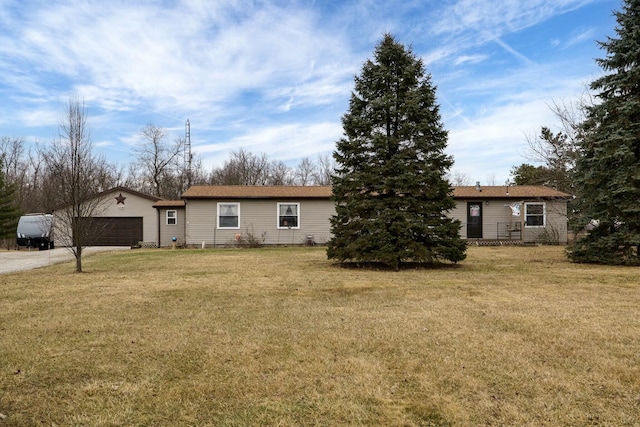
[1,137,27,212]
[0,153,20,247]
[46,97,116,272]
[208,150,334,187]
[447,170,472,186]
[0,137,26,183]
[134,124,184,198]
[267,160,294,185]
[0,137,50,213]
[295,157,315,185]
[519,95,590,192]
[185,154,208,186]
[312,153,334,186]
[210,149,271,185]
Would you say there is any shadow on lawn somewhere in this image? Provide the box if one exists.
[331,261,462,271]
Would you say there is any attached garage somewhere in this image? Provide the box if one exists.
[54,187,162,247]
[83,217,143,246]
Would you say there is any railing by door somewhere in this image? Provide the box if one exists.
[497,222,521,240]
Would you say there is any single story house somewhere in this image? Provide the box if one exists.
[167,185,571,247]
[54,185,571,248]
[179,186,335,247]
[452,184,571,244]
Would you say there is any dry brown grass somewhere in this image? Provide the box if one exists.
[1,246,639,426]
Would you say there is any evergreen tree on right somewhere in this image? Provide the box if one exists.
[327,34,466,269]
[567,0,640,265]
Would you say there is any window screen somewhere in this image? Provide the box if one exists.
[278,203,299,228]
[218,203,239,228]
[167,210,177,225]
[525,203,544,226]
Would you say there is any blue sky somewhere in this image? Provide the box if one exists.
[0,0,619,185]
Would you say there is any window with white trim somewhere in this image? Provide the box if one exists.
[277,203,300,229]
[166,210,177,225]
[217,203,240,229]
[525,202,545,227]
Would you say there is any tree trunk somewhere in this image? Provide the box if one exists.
[75,244,82,273]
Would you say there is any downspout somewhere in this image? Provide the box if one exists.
[157,208,161,248]
[521,200,526,244]
[183,201,187,248]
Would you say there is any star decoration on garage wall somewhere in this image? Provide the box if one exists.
[115,193,126,205]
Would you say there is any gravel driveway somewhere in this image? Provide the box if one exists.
[0,247,131,274]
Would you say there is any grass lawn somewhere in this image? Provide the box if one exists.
[1,246,639,426]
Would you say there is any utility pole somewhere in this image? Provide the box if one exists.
[185,119,192,187]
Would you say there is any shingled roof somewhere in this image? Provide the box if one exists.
[454,185,571,199]
[180,185,571,200]
[153,200,186,208]
[182,185,333,199]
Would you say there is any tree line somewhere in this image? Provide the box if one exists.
[1,131,334,215]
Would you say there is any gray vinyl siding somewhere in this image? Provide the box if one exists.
[522,199,568,244]
[185,199,216,246]
[448,200,507,240]
[186,197,568,246]
[158,208,186,247]
[185,199,334,246]
[449,203,467,239]
[451,198,568,243]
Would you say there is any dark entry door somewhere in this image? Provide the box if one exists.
[467,202,483,239]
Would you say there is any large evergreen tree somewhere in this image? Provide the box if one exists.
[0,154,21,243]
[327,34,466,269]
[567,0,640,265]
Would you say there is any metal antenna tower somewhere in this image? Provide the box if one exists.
[185,119,192,187]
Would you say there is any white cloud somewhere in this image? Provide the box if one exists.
[0,0,614,184]
[431,0,594,37]
[454,54,488,65]
[562,27,599,49]
[197,121,342,169]
[4,1,354,115]
[15,106,60,130]
[423,0,599,68]
[444,70,593,185]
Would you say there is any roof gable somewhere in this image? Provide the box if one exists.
[51,186,163,211]
[104,186,163,202]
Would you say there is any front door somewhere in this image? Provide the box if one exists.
[467,202,483,239]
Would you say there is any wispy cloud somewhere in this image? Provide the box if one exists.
[562,27,599,49]
[0,0,616,184]
[492,37,536,66]
[454,54,488,66]
[431,0,594,36]
[4,1,353,113]
[196,121,342,169]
